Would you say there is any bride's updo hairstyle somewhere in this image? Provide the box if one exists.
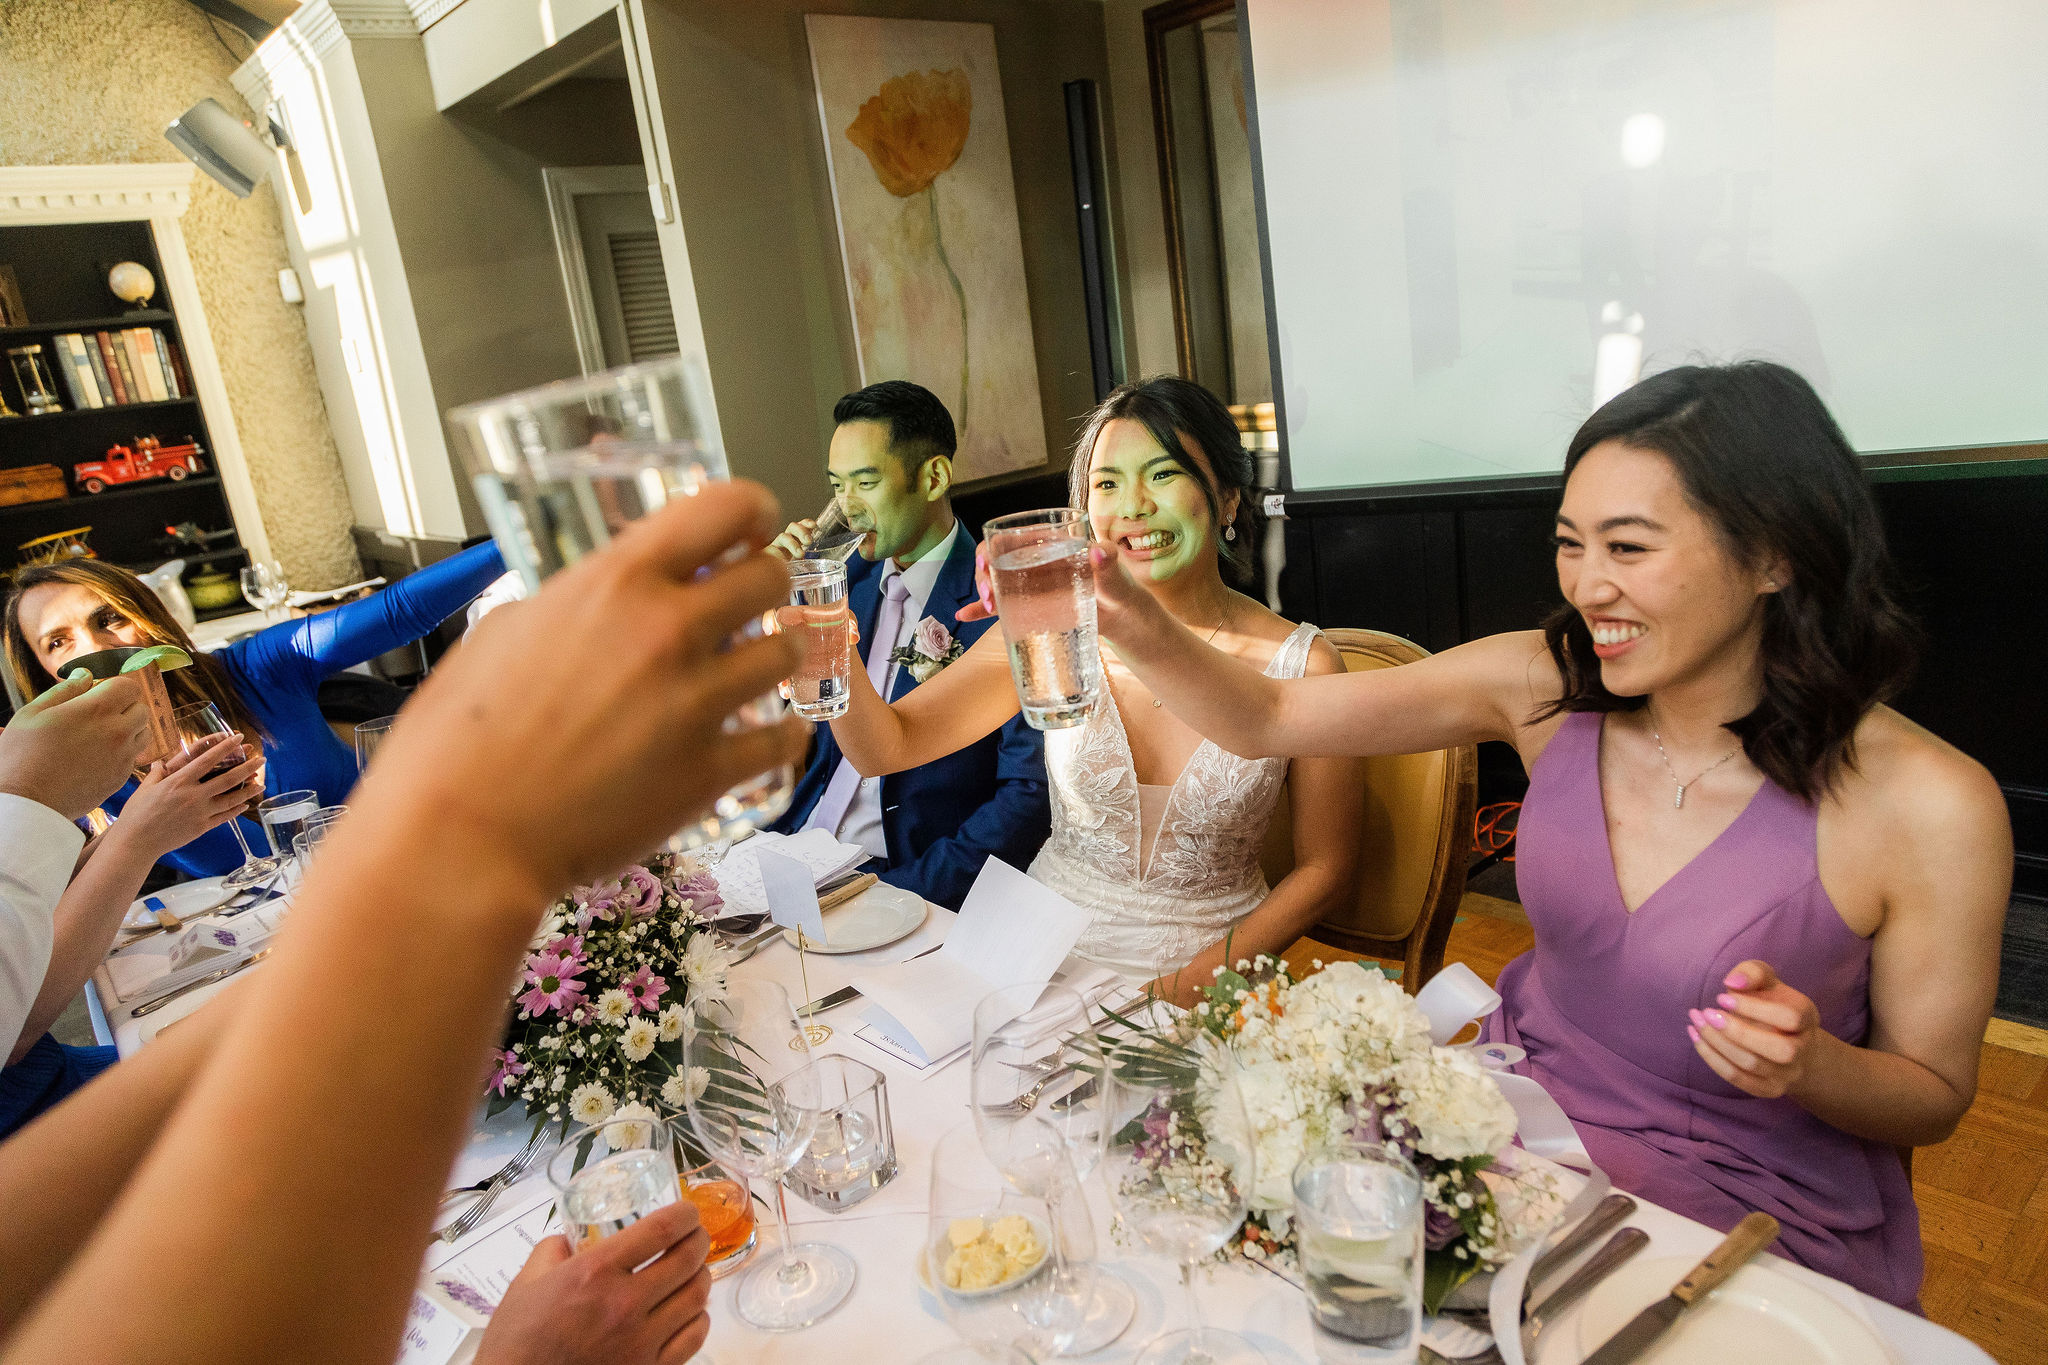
[1067,375,1261,587]
[1539,361,1919,801]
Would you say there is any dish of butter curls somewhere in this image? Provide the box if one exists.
[940,1214,1047,1292]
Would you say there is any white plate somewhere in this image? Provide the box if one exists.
[1576,1255,1890,1365]
[914,1215,1053,1298]
[783,883,928,954]
[122,876,231,931]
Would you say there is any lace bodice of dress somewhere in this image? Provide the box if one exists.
[1030,623,1321,976]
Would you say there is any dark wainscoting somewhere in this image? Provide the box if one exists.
[1279,466,2048,896]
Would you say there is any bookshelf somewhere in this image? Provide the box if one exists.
[0,164,272,601]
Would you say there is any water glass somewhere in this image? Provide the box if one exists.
[782,1055,898,1211]
[779,559,852,721]
[547,1111,681,1251]
[679,1149,758,1278]
[353,715,398,775]
[807,497,866,562]
[982,509,1102,730]
[257,789,318,862]
[447,356,793,849]
[1291,1147,1423,1362]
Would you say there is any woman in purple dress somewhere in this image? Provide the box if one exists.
[1082,362,2011,1309]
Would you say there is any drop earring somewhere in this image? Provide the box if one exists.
[1224,525,1237,542]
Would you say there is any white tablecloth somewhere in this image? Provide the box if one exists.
[91,900,1990,1365]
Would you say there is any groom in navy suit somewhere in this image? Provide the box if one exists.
[767,381,1049,908]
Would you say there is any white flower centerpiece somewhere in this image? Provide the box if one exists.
[1104,956,1566,1311]
[487,852,729,1135]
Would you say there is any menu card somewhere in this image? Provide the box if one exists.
[709,829,867,918]
[848,858,1091,1065]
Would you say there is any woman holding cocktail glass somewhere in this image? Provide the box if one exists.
[3,547,503,879]
[825,377,1364,1006]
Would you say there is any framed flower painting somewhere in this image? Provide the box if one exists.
[805,15,1048,480]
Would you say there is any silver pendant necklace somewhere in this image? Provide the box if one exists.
[1153,606,1230,706]
[1650,720,1743,809]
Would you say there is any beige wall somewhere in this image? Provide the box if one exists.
[1102,0,1180,381]
[633,0,1118,515]
[0,0,360,587]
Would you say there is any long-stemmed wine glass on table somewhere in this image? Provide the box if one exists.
[1103,1029,1263,1365]
[972,982,1135,1354]
[682,979,854,1331]
[447,357,793,852]
[172,701,281,891]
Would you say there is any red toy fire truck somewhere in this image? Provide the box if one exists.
[72,437,208,495]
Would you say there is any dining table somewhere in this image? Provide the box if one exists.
[89,886,1992,1365]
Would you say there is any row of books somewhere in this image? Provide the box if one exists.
[45,328,191,410]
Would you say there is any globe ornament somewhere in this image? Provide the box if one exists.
[108,261,156,311]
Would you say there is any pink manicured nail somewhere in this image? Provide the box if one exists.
[1705,1009,1728,1029]
[1687,1008,1704,1026]
[1724,971,1750,989]
[1716,993,1738,1010]
[1687,1024,1701,1043]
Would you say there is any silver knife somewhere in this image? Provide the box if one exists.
[130,948,272,1017]
[798,985,861,1017]
[1527,1192,1637,1297]
[1579,1212,1779,1364]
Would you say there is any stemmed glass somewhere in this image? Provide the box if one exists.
[682,979,855,1330]
[919,1118,1085,1365]
[172,701,281,891]
[972,983,1135,1354]
[239,561,290,622]
[1102,1029,1262,1365]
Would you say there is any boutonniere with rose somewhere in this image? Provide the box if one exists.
[889,615,968,683]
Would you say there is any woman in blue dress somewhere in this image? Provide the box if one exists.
[3,543,504,877]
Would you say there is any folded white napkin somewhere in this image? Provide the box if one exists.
[104,902,287,1001]
[711,829,868,918]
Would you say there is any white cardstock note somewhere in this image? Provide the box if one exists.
[848,858,1092,1063]
[758,848,825,941]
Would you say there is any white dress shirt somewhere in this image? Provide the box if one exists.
[0,793,87,1054]
[811,521,962,859]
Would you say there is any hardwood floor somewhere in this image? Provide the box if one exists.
[1286,892,2048,1364]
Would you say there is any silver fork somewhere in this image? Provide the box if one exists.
[977,1063,1079,1117]
[440,1127,548,1244]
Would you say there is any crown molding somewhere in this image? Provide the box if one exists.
[233,0,425,103]
[407,0,466,31]
[0,163,198,223]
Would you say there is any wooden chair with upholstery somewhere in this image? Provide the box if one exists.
[1258,628,1478,994]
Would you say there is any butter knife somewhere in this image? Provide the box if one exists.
[130,948,273,1017]
[1579,1212,1779,1365]
[798,985,861,1017]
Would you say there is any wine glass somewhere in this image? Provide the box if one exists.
[681,979,855,1331]
[919,1118,1085,1365]
[239,562,287,622]
[972,983,1134,1354]
[1102,1029,1262,1365]
[172,701,282,891]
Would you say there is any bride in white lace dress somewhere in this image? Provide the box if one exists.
[829,378,1364,1004]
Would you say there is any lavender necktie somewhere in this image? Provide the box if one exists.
[809,570,910,836]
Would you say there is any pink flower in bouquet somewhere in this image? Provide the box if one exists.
[576,867,663,925]
[913,615,954,659]
[677,870,724,918]
[487,1048,528,1096]
[621,964,667,1013]
[518,948,588,1016]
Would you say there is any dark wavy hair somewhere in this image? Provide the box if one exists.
[1538,362,1919,801]
[832,379,956,477]
[1066,375,1262,587]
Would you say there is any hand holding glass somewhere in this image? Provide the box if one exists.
[172,702,280,891]
[448,356,793,850]
[547,1111,679,1250]
[778,559,852,720]
[982,510,1102,730]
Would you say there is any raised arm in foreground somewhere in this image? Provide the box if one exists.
[0,484,805,1365]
